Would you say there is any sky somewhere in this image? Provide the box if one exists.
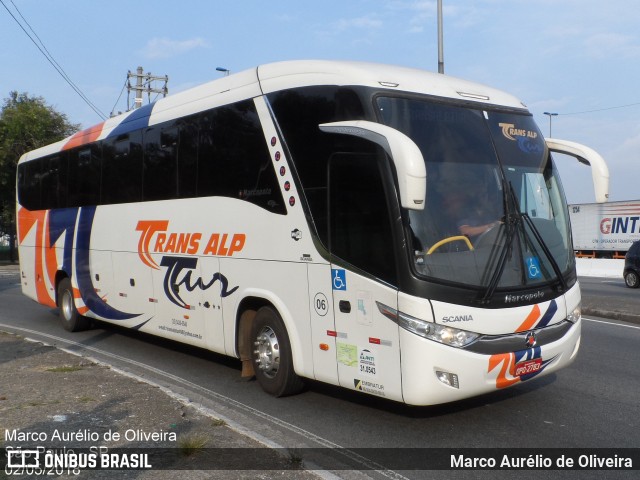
[1,0,639,204]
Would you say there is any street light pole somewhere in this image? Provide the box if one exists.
[437,0,444,74]
[216,67,230,76]
[543,112,558,137]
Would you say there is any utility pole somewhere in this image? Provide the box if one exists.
[127,67,169,110]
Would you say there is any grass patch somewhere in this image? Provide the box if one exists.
[211,418,227,427]
[178,433,208,457]
[14,400,61,409]
[46,365,83,373]
[286,449,304,469]
[77,396,95,403]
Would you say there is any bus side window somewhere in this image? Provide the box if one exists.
[177,118,198,198]
[329,152,397,286]
[198,101,285,214]
[143,125,178,201]
[102,133,143,204]
[18,160,42,211]
[268,86,369,245]
[68,148,100,207]
[41,154,68,209]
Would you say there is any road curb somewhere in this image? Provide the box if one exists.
[582,308,640,326]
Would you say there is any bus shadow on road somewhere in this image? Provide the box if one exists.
[302,372,559,418]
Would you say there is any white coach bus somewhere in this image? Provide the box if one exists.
[16,61,608,405]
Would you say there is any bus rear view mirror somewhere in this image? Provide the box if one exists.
[546,138,610,203]
[319,120,427,210]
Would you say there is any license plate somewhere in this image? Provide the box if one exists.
[514,358,542,377]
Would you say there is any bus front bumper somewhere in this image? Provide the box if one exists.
[399,318,581,406]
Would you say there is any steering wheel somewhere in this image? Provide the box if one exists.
[427,235,474,254]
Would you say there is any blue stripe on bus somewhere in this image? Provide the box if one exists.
[537,300,557,328]
[48,208,78,278]
[75,206,140,320]
[106,103,155,138]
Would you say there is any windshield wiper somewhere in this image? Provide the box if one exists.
[479,181,568,304]
[477,213,517,304]
[521,212,568,293]
[477,179,520,304]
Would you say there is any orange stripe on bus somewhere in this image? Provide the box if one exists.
[62,122,104,150]
[515,304,541,333]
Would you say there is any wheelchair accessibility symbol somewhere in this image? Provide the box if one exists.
[332,269,347,290]
[525,256,542,280]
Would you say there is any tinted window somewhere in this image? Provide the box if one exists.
[18,100,285,213]
[40,154,67,209]
[143,125,178,201]
[102,132,143,204]
[177,117,198,198]
[329,153,397,285]
[68,147,100,207]
[268,87,368,244]
[17,160,41,210]
[198,100,285,213]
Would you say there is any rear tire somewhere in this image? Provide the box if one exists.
[251,306,304,397]
[624,271,640,288]
[58,278,91,332]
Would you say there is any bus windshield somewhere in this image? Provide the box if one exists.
[377,96,573,291]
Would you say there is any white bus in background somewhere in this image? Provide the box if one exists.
[16,61,609,405]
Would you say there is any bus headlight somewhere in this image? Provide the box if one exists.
[377,302,479,348]
[567,304,581,323]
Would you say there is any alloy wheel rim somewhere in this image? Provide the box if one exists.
[254,326,281,379]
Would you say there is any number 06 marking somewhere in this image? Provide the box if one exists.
[314,293,329,316]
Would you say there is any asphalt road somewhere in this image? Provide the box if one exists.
[579,276,640,323]
[1,270,638,479]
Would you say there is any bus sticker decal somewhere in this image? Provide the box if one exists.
[536,300,557,329]
[332,269,346,291]
[75,207,141,320]
[359,349,377,376]
[135,220,246,263]
[525,255,542,280]
[353,379,385,397]
[313,292,328,316]
[337,342,357,366]
[18,208,58,307]
[488,346,557,389]
[356,291,371,325]
[159,255,238,309]
[514,300,558,333]
[18,206,141,320]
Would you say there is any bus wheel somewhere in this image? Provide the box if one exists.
[58,278,91,332]
[251,306,304,397]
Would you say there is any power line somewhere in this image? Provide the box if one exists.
[1,0,107,120]
[110,78,128,117]
[559,101,640,116]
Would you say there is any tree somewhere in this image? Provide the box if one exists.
[0,91,79,262]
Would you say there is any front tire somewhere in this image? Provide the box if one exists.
[58,278,91,332]
[251,306,304,397]
[624,271,640,288]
